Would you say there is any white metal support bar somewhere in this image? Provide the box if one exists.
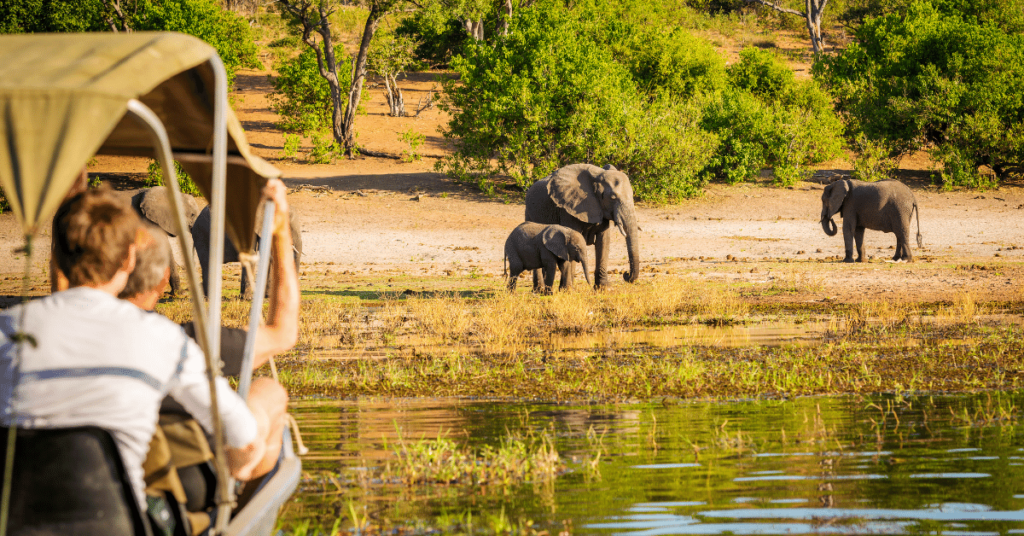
[238,201,275,401]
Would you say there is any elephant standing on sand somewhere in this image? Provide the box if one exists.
[525,164,640,289]
[130,187,201,296]
[504,223,592,293]
[820,178,922,262]
[192,204,302,299]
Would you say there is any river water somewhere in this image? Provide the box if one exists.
[284,393,1024,534]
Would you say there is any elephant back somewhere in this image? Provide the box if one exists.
[524,178,560,224]
[134,187,200,237]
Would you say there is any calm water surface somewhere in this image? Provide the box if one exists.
[285,393,1024,534]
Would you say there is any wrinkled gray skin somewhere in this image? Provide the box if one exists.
[821,178,922,262]
[524,164,640,289]
[192,204,303,299]
[130,187,201,296]
[504,223,592,293]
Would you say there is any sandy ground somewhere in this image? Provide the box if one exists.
[2,67,1023,305]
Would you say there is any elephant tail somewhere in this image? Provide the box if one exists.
[913,203,923,249]
[503,253,508,278]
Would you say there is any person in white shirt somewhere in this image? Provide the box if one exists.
[0,187,264,509]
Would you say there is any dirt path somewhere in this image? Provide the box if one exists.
[2,67,1022,305]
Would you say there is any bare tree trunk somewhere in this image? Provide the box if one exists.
[382,73,406,117]
[500,0,513,35]
[341,6,387,154]
[463,18,484,40]
[101,0,132,33]
[748,0,828,53]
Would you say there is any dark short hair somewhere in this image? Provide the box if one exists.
[118,226,171,299]
[53,187,140,287]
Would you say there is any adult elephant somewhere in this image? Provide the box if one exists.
[525,164,640,288]
[821,178,922,262]
[130,187,201,296]
[192,204,302,299]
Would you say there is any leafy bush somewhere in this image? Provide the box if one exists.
[439,0,724,202]
[701,48,844,185]
[817,0,1024,187]
[399,129,426,162]
[146,160,201,197]
[281,134,302,160]
[851,133,897,182]
[270,48,349,134]
[395,8,469,68]
[133,0,261,85]
[617,26,727,99]
[0,0,107,33]
[308,132,340,164]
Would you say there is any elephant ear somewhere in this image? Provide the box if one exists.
[546,164,603,224]
[827,180,850,216]
[139,188,179,236]
[542,226,570,261]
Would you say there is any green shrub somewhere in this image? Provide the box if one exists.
[308,132,340,164]
[617,27,727,99]
[270,48,349,134]
[700,49,844,184]
[399,129,425,162]
[439,0,723,202]
[851,133,897,182]
[0,0,108,33]
[281,133,302,160]
[132,0,261,86]
[395,8,468,68]
[817,0,1024,188]
[146,160,201,197]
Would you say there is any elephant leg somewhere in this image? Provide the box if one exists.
[842,220,856,263]
[899,229,913,262]
[240,265,256,300]
[507,258,524,291]
[854,226,866,262]
[542,255,557,295]
[561,261,577,291]
[532,269,544,293]
[168,259,181,297]
[593,229,612,288]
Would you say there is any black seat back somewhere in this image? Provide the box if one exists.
[0,426,150,536]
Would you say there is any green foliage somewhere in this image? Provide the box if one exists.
[851,133,897,182]
[368,29,420,80]
[399,129,426,162]
[394,7,469,68]
[308,132,340,164]
[270,48,349,134]
[282,134,302,160]
[132,0,261,85]
[438,1,843,200]
[701,49,844,185]
[0,0,107,33]
[0,186,9,215]
[0,0,260,86]
[817,0,1024,188]
[146,160,201,197]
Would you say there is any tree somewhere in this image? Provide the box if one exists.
[279,0,404,157]
[367,30,418,117]
[816,0,1024,187]
[747,0,829,54]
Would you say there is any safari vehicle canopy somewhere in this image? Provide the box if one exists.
[0,32,298,536]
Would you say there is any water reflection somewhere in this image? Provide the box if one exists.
[285,394,1024,535]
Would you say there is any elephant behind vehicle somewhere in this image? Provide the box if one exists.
[192,204,303,299]
[130,187,201,296]
[820,178,922,263]
[524,164,640,289]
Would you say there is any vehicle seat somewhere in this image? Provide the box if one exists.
[0,425,150,536]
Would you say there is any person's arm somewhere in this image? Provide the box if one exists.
[252,178,299,367]
[167,336,261,480]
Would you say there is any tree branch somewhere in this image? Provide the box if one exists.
[747,0,805,18]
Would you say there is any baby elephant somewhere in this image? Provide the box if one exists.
[504,223,592,292]
[821,178,923,262]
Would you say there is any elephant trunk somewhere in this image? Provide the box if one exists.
[580,254,593,288]
[820,206,838,236]
[616,206,641,283]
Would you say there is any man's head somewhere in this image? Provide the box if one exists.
[53,187,141,292]
[119,226,172,309]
